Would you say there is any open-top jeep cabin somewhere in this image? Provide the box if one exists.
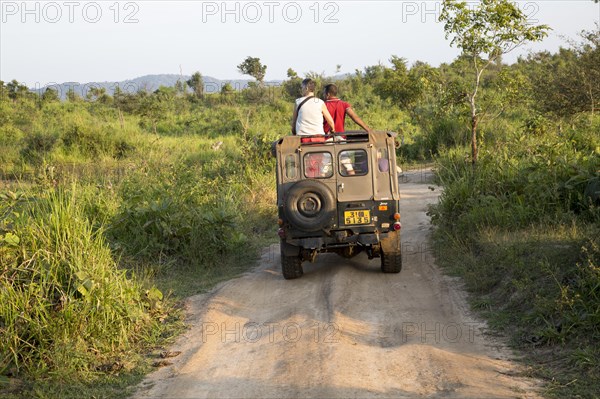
[274,131,402,279]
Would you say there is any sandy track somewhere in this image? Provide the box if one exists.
[133,169,541,399]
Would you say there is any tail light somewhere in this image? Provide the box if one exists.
[393,222,401,231]
[277,228,286,238]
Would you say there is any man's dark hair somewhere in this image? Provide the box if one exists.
[301,78,316,92]
[324,83,338,97]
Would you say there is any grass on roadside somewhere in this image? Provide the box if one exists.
[433,223,600,398]
[430,119,600,398]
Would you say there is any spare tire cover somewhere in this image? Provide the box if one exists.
[284,180,336,232]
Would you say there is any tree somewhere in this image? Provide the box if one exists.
[85,86,112,104]
[221,82,234,93]
[237,56,267,87]
[66,87,81,102]
[175,79,187,96]
[575,27,600,116]
[374,56,422,109]
[186,72,204,99]
[137,87,174,134]
[41,88,60,103]
[363,63,386,85]
[287,68,298,79]
[283,68,302,100]
[406,61,453,120]
[6,79,34,102]
[112,86,141,113]
[439,0,549,164]
[220,83,235,104]
[522,27,599,119]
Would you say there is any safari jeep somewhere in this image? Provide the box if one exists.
[274,131,402,279]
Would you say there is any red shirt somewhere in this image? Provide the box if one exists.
[324,98,351,133]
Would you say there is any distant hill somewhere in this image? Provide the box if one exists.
[34,74,284,100]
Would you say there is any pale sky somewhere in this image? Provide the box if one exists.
[1,0,599,87]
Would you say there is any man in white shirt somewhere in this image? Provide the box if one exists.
[290,79,336,177]
[291,78,335,139]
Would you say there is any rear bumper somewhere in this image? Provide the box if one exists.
[284,231,387,250]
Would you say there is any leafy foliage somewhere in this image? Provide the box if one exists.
[440,0,550,163]
[522,27,600,117]
[374,56,423,109]
[0,188,171,379]
[186,72,204,99]
[237,56,267,86]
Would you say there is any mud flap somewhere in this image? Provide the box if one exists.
[281,241,301,256]
[379,231,401,254]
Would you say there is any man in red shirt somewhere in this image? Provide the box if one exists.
[322,84,372,134]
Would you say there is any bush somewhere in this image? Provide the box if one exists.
[424,117,466,155]
[0,188,164,379]
[109,163,248,265]
[431,113,600,397]
[432,125,600,231]
[21,131,59,164]
[61,123,136,160]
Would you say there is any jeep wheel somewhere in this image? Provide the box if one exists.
[381,251,402,273]
[281,253,303,279]
[283,180,335,232]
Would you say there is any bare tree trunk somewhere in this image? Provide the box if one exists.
[470,96,479,166]
[469,55,487,167]
[471,113,479,166]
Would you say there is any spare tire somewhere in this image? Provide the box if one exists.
[284,180,336,232]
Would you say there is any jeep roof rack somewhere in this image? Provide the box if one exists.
[297,131,369,145]
[296,130,397,145]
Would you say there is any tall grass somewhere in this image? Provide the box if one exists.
[433,122,600,231]
[430,115,600,397]
[1,93,282,390]
[109,162,248,264]
[0,187,170,379]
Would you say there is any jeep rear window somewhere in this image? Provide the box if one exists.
[285,154,297,179]
[339,149,368,177]
[377,148,390,172]
[303,152,333,178]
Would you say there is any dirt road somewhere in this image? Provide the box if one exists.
[134,169,540,399]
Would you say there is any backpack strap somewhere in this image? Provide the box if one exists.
[292,96,315,135]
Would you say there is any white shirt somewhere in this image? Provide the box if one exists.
[295,96,326,136]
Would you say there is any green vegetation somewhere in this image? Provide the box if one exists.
[0,84,284,397]
[1,15,599,398]
[440,0,549,164]
[431,126,599,396]
[237,56,268,87]
[427,7,599,397]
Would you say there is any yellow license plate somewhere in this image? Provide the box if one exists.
[344,210,371,225]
